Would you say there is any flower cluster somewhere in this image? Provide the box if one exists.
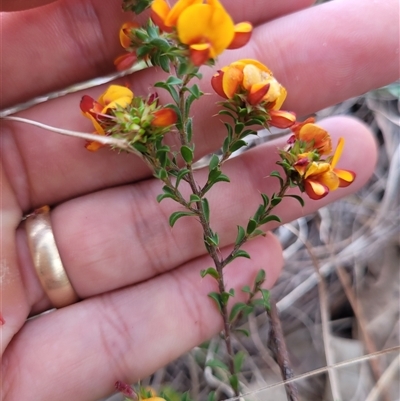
[212,59,296,129]
[211,60,355,200]
[80,85,177,151]
[116,0,252,69]
[284,119,355,199]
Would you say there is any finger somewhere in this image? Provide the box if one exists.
[2,0,397,209]
[2,234,283,401]
[16,116,376,314]
[0,165,27,355]
[0,0,58,12]
[1,0,314,108]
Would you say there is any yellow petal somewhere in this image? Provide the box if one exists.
[331,137,345,169]
[335,169,356,187]
[304,161,330,179]
[319,170,340,191]
[102,95,133,112]
[304,179,329,200]
[98,85,134,106]
[222,66,243,98]
[242,64,264,89]
[272,84,287,110]
[165,0,202,27]
[177,4,234,58]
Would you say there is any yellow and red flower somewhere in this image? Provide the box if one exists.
[295,138,356,200]
[80,85,134,151]
[151,0,252,65]
[211,59,288,109]
[290,117,332,155]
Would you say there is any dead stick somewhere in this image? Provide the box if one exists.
[267,299,299,401]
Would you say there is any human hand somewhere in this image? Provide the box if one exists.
[1,0,398,400]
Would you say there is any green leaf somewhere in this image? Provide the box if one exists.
[270,170,284,186]
[159,54,170,72]
[201,198,210,223]
[208,292,222,312]
[184,94,197,119]
[200,267,219,279]
[239,129,257,139]
[186,118,193,142]
[169,211,195,227]
[233,351,246,374]
[205,233,219,247]
[209,154,220,171]
[235,225,246,246]
[246,218,257,235]
[229,139,247,153]
[249,229,266,238]
[271,196,282,206]
[218,109,236,120]
[223,122,233,138]
[234,122,245,135]
[242,285,252,294]
[150,37,170,51]
[259,214,281,225]
[180,145,194,164]
[205,358,229,371]
[166,76,183,86]
[232,249,251,260]
[255,269,266,286]
[261,193,270,208]
[229,374,239,393]
[155,168,168,180]
[207,391,217,401]
[175,168,190,187]
[284,194,305,207]
[154,82,179,104]
[253,204,266,222]
[213,174,230,184]
[189,194,201,203]
[229,302,248,322]
[156,193,176,203]
[222,136,230,154]
[235,328,250,337]
[187,84,202,99]
[221,291,231,305]
[260,288,271,310]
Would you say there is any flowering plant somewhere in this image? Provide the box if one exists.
[71,1,357,398]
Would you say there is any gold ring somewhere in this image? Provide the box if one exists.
[25,206,79,308]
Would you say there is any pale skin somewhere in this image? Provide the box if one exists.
[0,0,398,399]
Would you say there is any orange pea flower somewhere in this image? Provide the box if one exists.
[211,59,287,108]
[80,85,134,151]
[295,138,356,200]
[151,108,178,127]
[151,0,252,65]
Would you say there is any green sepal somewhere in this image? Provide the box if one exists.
[205,358,229,371]
[259,214,281,225]
[200,267,219,279]
[246,218,258,235]
[149,37,171,52]
[235,225,246,246]
[284,194,305,207]
[169,211,195,227]
[180,145,194,164]
[158,54,170,72]
[233,350,246,374]
[208,292,222,312]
